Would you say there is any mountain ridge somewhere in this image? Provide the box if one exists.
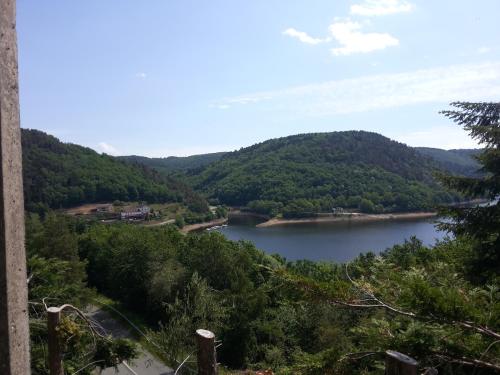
[414,147,481,177]
[21,129,209,213]
[176,131,463,216]
[118,152,227,174]
[118,132,480,178]
[23,129,477,217]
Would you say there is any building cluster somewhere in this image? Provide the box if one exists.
[120,205,150,220]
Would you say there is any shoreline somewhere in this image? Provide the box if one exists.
[181,217,228,234]
[256,212,438,228]
[228,209,270,220]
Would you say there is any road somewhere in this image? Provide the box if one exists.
[87,306,174,375]
[143,219,176,227]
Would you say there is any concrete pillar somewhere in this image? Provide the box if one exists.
[0,0,31,374]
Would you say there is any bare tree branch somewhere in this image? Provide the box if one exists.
[175,352,194,375]
[340,351,385,362]
[432,353,500,372]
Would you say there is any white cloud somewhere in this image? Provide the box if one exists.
[329,20,399,55]
[477,46,492,54]
[283,19,398,56]
[136,72,147,79]
[97,142,120,156]
[351,0,414,16]
[282,28,327,45]
[212,61,500,116]
[393,125,480,149]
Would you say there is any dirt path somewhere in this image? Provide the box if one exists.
[86,306,173,375]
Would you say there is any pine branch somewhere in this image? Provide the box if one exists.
[273,266,500,340]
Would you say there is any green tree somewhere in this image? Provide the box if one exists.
[175,215,185,228]
[148,273,228,366]
[358,198,376,213]
[439,102,500,282]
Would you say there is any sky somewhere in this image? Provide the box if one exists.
[18,0,500,157]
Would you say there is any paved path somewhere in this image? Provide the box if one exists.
[87,306,174,375]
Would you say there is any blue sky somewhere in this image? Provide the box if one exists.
[18,0,500,156]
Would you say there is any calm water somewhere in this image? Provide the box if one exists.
[215,216,448,262]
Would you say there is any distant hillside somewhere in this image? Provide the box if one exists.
[183,131,460,216]
[415,147,481,177]
[119,152,227,174]
[22,129,208,213]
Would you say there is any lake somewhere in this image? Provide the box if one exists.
[215,216,448,262]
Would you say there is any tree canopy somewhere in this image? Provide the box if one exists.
[119,152,227,174]
[184,131,462,215]
[22,129,209,213]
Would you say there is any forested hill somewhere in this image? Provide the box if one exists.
[118,152,227,174]
[119,142,479,180]
[183,131,461,216]
[21,129,208,212]
[415,147,481,177]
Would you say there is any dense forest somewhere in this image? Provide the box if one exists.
[181,131,463,216]
[118,152,227,174]
[415,147,481,177]
[21,129,209,214]
[26,102,500,374]
[120,144,480,179]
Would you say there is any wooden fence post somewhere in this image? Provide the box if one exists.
[385,350,418,375]
[47,307,63,375]
[196,329,217,375]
